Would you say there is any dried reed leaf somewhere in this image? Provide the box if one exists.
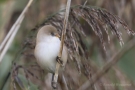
[0,0,33,63]
[12,4,134,89]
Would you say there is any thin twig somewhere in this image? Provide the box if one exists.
[0,0,33,63]
[53,0,71,88]
[78,37,135,90]
[62,74,69,90]
[83,0,88,6]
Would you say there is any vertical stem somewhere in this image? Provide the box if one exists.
[53,0,71,88]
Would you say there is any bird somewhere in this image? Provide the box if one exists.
[34,25,68,88]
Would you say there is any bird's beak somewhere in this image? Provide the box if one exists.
[55,33,60,38]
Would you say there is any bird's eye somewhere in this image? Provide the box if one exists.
[51,32,54,36]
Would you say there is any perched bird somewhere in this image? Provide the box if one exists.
[34,25,68,87]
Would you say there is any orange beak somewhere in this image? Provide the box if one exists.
[55,33,60,38]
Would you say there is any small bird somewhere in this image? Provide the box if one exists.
[34,25,68,88]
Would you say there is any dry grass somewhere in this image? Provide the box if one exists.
[4,3,135,90]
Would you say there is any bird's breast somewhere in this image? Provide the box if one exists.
[34,37,61,73]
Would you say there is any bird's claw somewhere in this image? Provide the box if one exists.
[56,56,64,66]
[51,81,58,89]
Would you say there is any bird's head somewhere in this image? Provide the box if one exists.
[36,25,60,42]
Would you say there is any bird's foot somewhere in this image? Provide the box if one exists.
[56,56,64,66]
[51,81,58,89]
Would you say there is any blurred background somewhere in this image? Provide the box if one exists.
[0,0,135,90]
